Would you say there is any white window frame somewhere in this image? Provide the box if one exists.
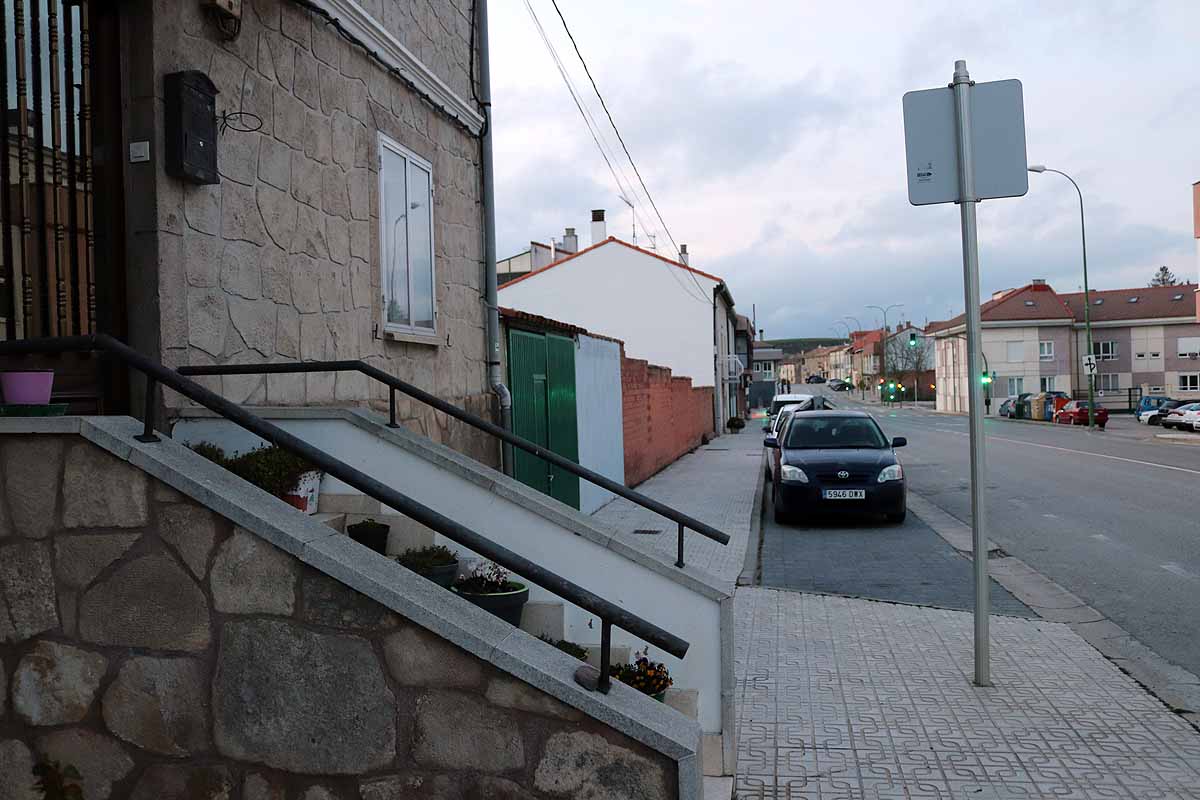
[1177,337,1200,359]
[1180,374,1200,392]
[1092,340,1118,361]
[1038,341,1054,361]
[378,133,437,340]
[1099,373,1120,392]
[1006,376,1024,396]
[1039,376,1055,392]
[1135,352,1146,360]
[1150,351,1161,359]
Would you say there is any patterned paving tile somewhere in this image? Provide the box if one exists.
[735,588,1200,799]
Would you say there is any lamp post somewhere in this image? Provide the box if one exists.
[867,303,904,390]
[1029,165,1095,430]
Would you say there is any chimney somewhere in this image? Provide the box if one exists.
[590,209,606,245]
[563,226,578,253]
[679,244,689,265]
[549,238,557,262]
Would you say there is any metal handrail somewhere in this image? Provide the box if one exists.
[0,335,689,693]
[176,359,731,567]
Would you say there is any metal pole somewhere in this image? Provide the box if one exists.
[477,0,514,474]
[951,59,990,687]
[1056,170,1094,429]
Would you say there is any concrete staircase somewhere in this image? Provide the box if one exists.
[172,405,736,777]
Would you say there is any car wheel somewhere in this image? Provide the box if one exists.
[772,483,793,525]
[1149,417,1160,426]
[885,509,907,524]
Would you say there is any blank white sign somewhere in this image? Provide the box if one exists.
[903,79,1029,206]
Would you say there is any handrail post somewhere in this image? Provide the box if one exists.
[387,387,399,428]
[599,619,612,694]
[676,522,684,568]
[135,377,160,443]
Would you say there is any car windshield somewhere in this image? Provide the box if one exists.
[784,416,887,449]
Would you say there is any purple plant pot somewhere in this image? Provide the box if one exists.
[1,370,54,405]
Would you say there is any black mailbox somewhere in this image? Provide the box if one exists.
[164,71,219,185]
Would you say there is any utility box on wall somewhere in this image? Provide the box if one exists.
[164,71,219,185]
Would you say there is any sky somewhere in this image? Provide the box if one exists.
[488,1,1200,338]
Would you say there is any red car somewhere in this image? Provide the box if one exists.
[1053,401,1108,428]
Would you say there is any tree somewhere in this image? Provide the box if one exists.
[885,330,933,400]
[1149,265,1179,287]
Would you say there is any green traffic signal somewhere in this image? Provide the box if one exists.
[981,372,992,384]
[908,332,918,347]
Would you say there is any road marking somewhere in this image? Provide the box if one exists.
[1042,513,1060,520]
[1091,533,1110,542]
[1161,562,1197,580]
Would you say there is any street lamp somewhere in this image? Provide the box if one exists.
[1028,165,1095,430]
[867,303,904,391]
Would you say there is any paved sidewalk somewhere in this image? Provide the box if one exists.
[735,587,1200,799]
[591,428,762,582]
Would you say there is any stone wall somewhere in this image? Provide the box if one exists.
[124,0,495,466]
[622,353,715,487]
[0,435,676,799]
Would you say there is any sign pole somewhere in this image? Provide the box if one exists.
[951,59,991,687]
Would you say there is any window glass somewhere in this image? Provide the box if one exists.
[1038,341,1053,360]
[407,160,434,329]
[1040,376,1055,392]
[784,417,887,449]
[1006,377,1024,396]
[382,147,410,327]
[1180,374,1200,392]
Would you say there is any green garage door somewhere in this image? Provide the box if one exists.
[508,329,580,509]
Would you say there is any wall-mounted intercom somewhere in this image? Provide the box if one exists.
[164,70,219,185]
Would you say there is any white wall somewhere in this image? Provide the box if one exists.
[575,335,624,514]
[499,241,719,387]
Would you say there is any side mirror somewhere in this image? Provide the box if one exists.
[763,436,780,449]
[891,436,907,448]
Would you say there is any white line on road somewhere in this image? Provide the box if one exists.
[900,424,1200,478]
[1161,562,1197,580]
[1091,534,1110,542]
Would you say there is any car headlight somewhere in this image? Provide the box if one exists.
[877,464,904,483]
[780,465,808,483]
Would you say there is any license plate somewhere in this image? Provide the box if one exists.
[823,489,865,500]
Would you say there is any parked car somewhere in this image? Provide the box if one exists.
[764,404,803,479]
[1053,400,1108,429]
[1135,395,1176,420]
[1179,406,1200,432]
[1138,399,1181,426]
[806,375,827,384]
[1160,403,1200,430]
[828,379,852,392]
[764,410,907,524]
[763,393,813,431]
[997,397,1016,417]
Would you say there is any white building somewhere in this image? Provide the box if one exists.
[499,211,738,432]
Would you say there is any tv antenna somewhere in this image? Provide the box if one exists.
[618,194,636,245]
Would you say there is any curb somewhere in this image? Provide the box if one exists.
[907,490,1200,726]
[737,450,768,588]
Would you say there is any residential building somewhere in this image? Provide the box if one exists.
[828,343,854,382]
[882,323,936,400]
[499,212,740,433]
[733,314,755,417]
[497,228,579,285]
[749,343,783,408]
[800,344,840,382]
[849,329,884,388]
[930,280,1200,412]
[778,357,801,389]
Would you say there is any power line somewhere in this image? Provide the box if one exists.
[522,1,709,305]
[548,0,711,302]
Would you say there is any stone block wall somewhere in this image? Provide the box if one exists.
[0,435,676,799]
[622,352,715,487]
[124,0,495,466]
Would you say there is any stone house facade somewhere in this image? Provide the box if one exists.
[119,0,494,462]
[0,430,684,799]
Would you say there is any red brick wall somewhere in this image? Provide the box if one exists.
[621,349,715,487]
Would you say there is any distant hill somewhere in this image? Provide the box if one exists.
[761,337,847,356]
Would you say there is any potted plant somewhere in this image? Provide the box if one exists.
[347,518,391,555]
[539,635,589,662]
[1,368,54,405]
[190,442,321,514]
[453,562,529,626]
[612,648,673,701]
[395,544,459,587]
[727,416,745,431]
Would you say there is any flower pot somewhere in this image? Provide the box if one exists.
[454,582,529,626]
[1,370,54,405]
[415,560,459,589]
[347,519,391,555]
[281,470,321,515]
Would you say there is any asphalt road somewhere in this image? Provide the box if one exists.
[819,390,1200,679]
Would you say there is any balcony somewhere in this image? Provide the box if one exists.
[719,354,746,382]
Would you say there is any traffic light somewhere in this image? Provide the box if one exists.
[908,332,918,347]
[981,371,992,385]
[888,382,895,390]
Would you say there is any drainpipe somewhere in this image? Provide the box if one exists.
[477,0,513,474]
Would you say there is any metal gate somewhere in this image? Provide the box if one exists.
[2,0,98,340]
[508,329,580,509]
